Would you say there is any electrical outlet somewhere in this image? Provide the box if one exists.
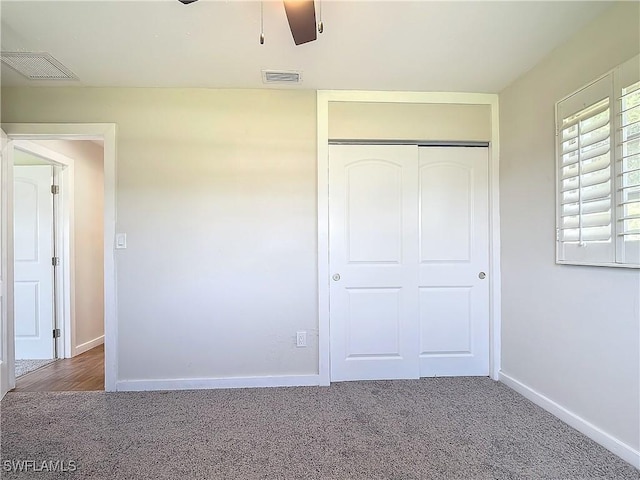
[296,331,307,348]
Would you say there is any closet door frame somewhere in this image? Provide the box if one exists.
[316,90,501,385]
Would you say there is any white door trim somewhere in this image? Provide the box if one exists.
[1,123,117,392]
[316,91,501,385]
[0,128,11,398]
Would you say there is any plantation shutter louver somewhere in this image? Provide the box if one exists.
[557,75,615,264]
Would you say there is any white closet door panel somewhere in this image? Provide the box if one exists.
[418,147,489,377]
[329,145,419,381]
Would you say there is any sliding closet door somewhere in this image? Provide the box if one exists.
[418,147,490,377]
[329,145,420,381]
[328,145,490,381]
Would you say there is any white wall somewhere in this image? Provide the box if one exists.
[1,89,318,382]
[499,1,640,461]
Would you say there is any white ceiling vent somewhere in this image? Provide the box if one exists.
[0,52,77,80]
[262,70,302,84]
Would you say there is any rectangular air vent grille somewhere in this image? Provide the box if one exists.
[262,70,302,84]
[1,52,77,80]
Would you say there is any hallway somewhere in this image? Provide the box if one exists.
[13,344,104,392]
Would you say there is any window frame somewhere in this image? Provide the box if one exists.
[555,54,640,268]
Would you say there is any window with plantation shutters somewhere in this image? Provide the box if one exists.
[556,55,639,267]
[616,72,640,265]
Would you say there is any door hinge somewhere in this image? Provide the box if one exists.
[53,328,61,338]
[52,257,60,266]
[51,185,60,195]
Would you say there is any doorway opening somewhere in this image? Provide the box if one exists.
[12,140,105,391]
[0,123,117,397]
[14,153,59,377]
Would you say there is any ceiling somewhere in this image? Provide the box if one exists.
[0,0,613,93]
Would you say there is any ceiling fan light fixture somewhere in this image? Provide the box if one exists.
[177,0,320,46]
[283,0,317,45]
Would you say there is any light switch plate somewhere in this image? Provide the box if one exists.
[115,233,127,249]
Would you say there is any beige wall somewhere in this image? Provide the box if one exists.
[2,89,318,380]
[1,89,493,385]
[71,141,104,348]
[329,103,491,141]
[499,2,640,452]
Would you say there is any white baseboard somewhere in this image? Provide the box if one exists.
[116,374,322,392]
[73,335,104,356]
[500,371,640,469]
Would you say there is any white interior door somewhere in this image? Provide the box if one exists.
[14,165,55,360]
[418,147,489,376]
[329,145,490,382]
[329,145,419,381]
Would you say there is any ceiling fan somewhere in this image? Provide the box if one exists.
[178,0,321,46]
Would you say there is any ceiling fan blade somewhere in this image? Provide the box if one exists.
[178,0,198,4]
[283,1,317,46]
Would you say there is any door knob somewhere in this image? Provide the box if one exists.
[478,272,486,280]
[332,273,341,281]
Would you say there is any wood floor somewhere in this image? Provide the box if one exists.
[13,344,104,392]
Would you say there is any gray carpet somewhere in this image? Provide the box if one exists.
[1,378,638,479]
[14,359,56,378]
